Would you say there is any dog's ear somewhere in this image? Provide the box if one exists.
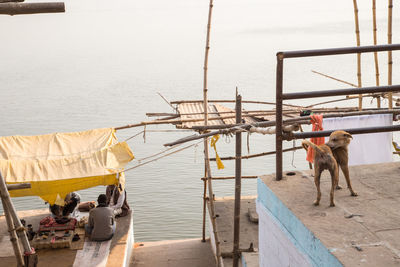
[343,132,353,139]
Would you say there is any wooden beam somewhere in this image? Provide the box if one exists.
[0,0,23,3]
[7,183,31,191]
[0,2,65,15]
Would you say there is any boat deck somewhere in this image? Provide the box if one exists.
[259,161,400,266]
[0,209,133,267]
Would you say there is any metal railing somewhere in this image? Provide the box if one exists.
[275,43,400,180]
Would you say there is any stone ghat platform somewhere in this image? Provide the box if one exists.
[0,209,133,267]
[257,161,400,267]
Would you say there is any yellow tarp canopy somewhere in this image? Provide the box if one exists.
[0,128,134,204]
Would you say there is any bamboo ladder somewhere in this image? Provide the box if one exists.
[0,172,36,267]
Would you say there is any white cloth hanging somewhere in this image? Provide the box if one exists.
[323,114,393,166]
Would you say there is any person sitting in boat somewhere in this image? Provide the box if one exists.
[85,194,116,241]
[106,184,130,217]
[49,191,81,218]
[62,191,81,217]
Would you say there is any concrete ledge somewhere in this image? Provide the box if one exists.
[257,178,341,267]
[258,161,400,267]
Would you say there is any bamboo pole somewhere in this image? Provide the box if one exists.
[1,196,24,266]
[311,70,358,87]
[388,0,393,109]
[210,146,303,161]
[372,0,381,108]
[202,0,222,265]
[233,94,242,267]
[170,99,303,108]
[150,107,358,118]
[352,0,363,110]
[201,176,258,180]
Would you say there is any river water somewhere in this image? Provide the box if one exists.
[0,0,399,241]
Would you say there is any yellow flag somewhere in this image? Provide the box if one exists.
[210,135,225,169]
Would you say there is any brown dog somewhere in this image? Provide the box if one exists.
[327,131,358,197]
[302,130,357,207]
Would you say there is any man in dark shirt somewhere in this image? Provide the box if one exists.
[85,194,115,241]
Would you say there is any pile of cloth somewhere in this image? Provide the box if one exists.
[39,216,77,232]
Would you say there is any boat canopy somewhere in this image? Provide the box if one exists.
[0,128,134,205]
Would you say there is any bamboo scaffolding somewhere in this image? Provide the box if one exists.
[118,107,360,131]
[148,107,358,118]
[352,0,363,110]
[166,109,400,146]
[372,0,381,108]
[388,0,393,108]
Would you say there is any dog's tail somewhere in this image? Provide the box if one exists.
[302,140,324,154]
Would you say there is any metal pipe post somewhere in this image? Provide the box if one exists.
[280,43,400,59]
[275,54,284,180]
[290,124,400,139]
[233,93,242,267]
[201,178,207,242]
[282,84,400,100]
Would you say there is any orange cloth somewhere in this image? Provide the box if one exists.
[306,114,325,163]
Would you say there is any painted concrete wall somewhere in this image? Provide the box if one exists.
[257,201,311,267]
[257,178,343,267]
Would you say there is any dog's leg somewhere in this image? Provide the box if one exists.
[329,163,339,207]
[340,163,358,196]
[313,167,322,206]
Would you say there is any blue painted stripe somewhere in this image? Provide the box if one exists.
[257,178,343,267]
[241,254,247,267]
